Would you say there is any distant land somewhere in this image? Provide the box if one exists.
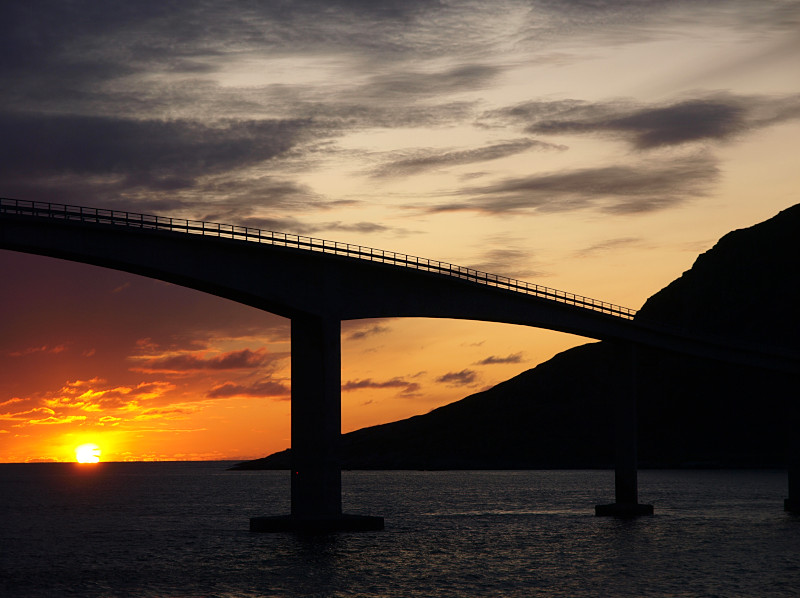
[232,204,799,471]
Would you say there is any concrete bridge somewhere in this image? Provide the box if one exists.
[1,198,798,530]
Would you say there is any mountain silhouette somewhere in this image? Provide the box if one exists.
[233,204,799,470]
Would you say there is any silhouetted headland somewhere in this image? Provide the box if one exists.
[232,204,799,471]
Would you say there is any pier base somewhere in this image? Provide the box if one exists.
[250,514,385,533]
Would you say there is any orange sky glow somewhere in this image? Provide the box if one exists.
[1,1,798,462]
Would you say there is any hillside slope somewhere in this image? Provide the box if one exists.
[234,204,799,470]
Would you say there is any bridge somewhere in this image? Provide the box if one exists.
[1,198,798,530]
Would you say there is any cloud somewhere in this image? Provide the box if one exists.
[133,407,198,421]
[7,3,791,228]
[0,113,312,188]
[345,323,392,341]
[523,1,800,47]
[0,2,427,88]
[474,353,523,365]
[1,365,284,431]
[429,155,719,215]
[362,63,502,100]
[8,344,68,357]
[321,222,391,233]
[491,94,800,150]
[469,247,544,279]
[206,379,290,399]
[3,2,797,125]
[527,99,747,149]
[111,282,132,294]
[435,369,478,386]
[37,380,178,412]
[254,219,392,236]
[199,204,408,237]
[3,2,793,100]
[25,415,88,426]
[131,348,284,374]
[370,139,565,178]
[574,237,642,257]
[341,377,421,395]
[0,3,502,129]
[0,407,54,421]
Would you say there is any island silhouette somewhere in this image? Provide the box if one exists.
[232,204,799,471]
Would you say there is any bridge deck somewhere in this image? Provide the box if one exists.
[0,197,636,320]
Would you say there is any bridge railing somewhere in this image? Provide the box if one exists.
[0,198,637,320]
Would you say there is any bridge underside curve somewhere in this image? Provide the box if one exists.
[0,213,633,342]
[3,214,796,373]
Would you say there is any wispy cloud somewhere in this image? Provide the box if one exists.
[0,398,24,408]
[428,155,719,215]
[489,94,800,150]
[573,237,642,258]
[199,210,404,238]
[25,414,88,426]
[206,379,290,399]
[345,323,392,341]
[469,247,544,279]
[8,344,68,357]
[130,348,286,374]
[474,353,523,365]
[362,63,502,100]
[435,369,478,387]
[370,139,565,178]
[341,377,421,396]
[0,407,55,422]
[133,406,199,422]
[0,114,317,208]
[39,380,177,412]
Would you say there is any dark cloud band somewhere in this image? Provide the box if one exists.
[428,155,719,215]
[491,94,800,150]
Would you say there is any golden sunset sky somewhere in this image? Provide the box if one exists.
[1,1,798,462]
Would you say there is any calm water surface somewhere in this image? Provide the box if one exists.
[1,464,799,597]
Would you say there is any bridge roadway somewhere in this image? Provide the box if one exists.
[2,199,798,529]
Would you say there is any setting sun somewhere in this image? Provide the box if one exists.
[75,443,101,464]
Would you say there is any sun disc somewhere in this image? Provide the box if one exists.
[75,443,101,463]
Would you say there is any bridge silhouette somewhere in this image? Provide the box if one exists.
[2,198,798,530]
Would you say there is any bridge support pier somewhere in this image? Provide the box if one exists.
[250,315,384,532]
[596,344,653,517]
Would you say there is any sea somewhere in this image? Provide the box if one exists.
[1,464,799,597]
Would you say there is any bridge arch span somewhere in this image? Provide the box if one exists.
[0,201,638,344]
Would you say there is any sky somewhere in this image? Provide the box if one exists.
[1,0,798,463]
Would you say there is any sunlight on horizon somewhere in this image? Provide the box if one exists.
[75,443,101,464]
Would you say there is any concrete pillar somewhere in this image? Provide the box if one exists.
[250,314,383,532]
[596,343,653,516]
[289,314,342,519]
